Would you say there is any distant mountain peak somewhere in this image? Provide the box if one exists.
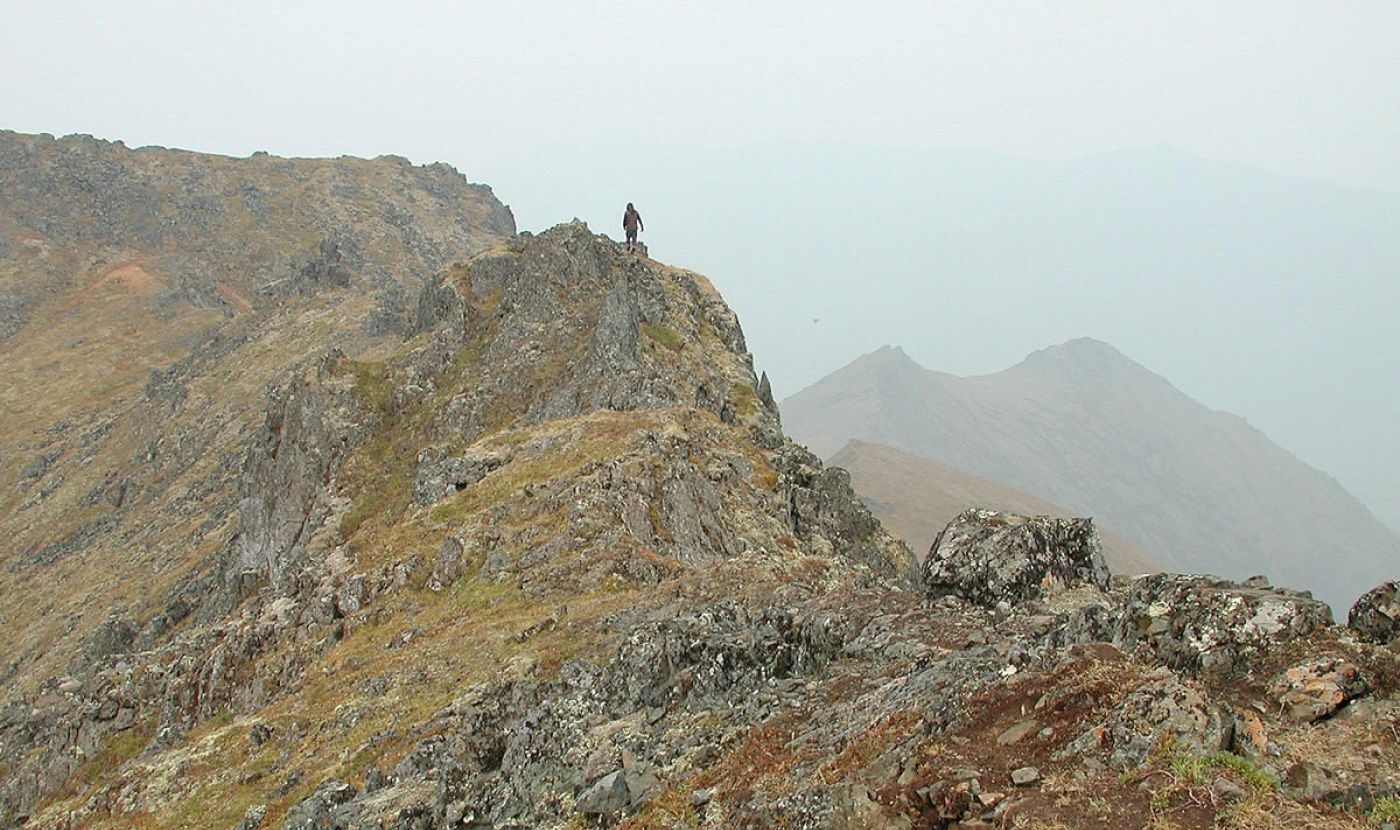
[853,344,922,374]
[1023,337,1130,366]
[1006,337,1171,390]
[871,343,910,359]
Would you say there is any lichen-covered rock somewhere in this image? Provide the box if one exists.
[1269,658,1368,723]
[1114,573,1333,675]
[1059,671,1233,768]
[412,446,511,505]
[280,779,358,829]
[920,509,1110,607]
[575,769,631,816]
[1348,580,1400,645]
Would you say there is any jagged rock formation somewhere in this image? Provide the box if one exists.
[921,509,1110,607]
[783,341,1400,613]
[1349,581,1400,645]
[1112,573,1334,676]
[0,132,1398,830]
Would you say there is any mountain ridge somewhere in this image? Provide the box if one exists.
[1,130,1398,830]
[783,340,1400,613]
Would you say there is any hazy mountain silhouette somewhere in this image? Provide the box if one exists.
[783,339,1400,612]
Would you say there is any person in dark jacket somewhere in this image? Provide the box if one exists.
[623,203,643,252]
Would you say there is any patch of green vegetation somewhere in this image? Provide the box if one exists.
[1167,751,1209,785]
[1202,751,1277,792]
[1372,796,1400,823]
[1153,733,1276,795]
[158,769,269,830]
[641,323,682,352]
[730,383,757,418]
[428,432,629,527]
[751,457,779,491]
[339,428,416,540]
[450,574,519,613]
[646,500,672,542]
[600,574,635,593]
[348,360,394,416]
[336,322,500,548]
[342,740,388,782]
[75,724,153,790]
[202,710,235,732]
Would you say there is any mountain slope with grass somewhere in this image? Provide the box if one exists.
[0,132,1397,830]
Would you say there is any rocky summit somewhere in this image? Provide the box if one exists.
[1,132,1398,830]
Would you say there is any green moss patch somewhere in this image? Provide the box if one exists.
[641,323,682,352]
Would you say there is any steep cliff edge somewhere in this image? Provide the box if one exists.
[0,134,1397,830]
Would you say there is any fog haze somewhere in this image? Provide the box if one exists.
[5,1,1399,530]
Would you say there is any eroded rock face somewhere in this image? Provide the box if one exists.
[1349,581,1400,645]
[228,351,377,593]
[1114,573,1333,675]
[413,447,511,506]
[920,509,1110,607]
[279,779,358,830]
[779,444,907,581]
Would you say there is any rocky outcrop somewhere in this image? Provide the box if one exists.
[418,222,781,446]
[1114,573,1333,675]
[412,447,511,506]
[1269,658,1368,723]
[1057,670,1234,768]
[1349,580,1400,644]
[227,351,378,594]
[920,509,1110,607]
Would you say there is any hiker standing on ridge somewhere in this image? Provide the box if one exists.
[622,202,643,253]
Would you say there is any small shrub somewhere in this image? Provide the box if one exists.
[1204,752,1278,792]
[1168,752,1209,785]
[1373,796,1400,824]
[348,360,394,415]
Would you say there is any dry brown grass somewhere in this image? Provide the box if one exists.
[816,710,923,785]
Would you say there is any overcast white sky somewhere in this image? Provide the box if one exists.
[4,2,1399,191]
